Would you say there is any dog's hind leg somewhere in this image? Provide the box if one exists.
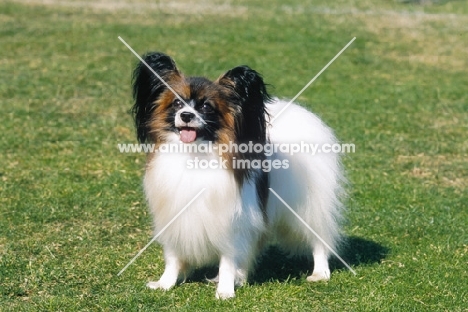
[307,243,331,282]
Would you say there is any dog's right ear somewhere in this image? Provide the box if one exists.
[132,52,180,143]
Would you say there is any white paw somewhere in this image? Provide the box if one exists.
[307,269,330,282]
[216,290,236,300]
[146,280,174,290]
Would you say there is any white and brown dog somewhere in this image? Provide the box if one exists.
[131,52,344,299]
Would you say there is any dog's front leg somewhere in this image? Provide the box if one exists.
[216,255,237,299]
[147,247,185,290]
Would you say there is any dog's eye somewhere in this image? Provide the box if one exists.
[201,102,214,113]
[172,99,184,110]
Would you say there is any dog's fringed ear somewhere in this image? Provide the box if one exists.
[132,52,180,143]
[217,66,271,144]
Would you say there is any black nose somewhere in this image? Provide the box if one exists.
[180,112,195,123]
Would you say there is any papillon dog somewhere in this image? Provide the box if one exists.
[131,52,344,299]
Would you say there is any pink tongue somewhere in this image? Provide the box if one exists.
[180,128,197,143]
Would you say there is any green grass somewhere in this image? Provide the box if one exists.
[1,0,467,310]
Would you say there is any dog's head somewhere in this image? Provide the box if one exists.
[132,52,270,146]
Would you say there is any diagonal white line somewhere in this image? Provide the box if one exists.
[117,188,206,276]
[270,37,356,124]
[269,188,357,276]
[45,245,55,259]
[118,36,206,125]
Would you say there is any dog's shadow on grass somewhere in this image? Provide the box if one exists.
[188,236,388,284]
[252,236,389,283]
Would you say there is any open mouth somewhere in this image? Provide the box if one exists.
[178,127,198,143]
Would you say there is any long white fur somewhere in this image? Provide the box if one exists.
[144,98,343,298]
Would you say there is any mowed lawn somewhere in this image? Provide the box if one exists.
[1,0,467,310]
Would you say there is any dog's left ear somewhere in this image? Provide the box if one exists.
[217,66,271,144]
